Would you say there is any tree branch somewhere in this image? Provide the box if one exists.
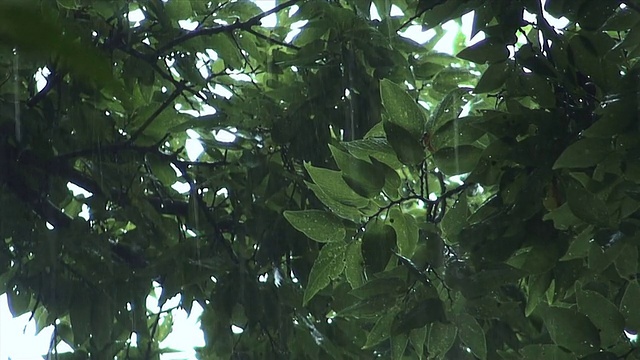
[245,28,301,50]
[155,0,301,55]
[127,82,186,144]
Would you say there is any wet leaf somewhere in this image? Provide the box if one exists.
[303,242,347,305]
[284,210,347,243]
[380,79,427,138]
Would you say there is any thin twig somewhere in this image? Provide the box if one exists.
[127,83,186,144]
[245,28,301,50]
[155,0,301,55]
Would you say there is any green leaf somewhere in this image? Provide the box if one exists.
[432,69,477,93]
[306,183,363,221]
[474,61,510,93]
[391,333,409,360]
[343,138,404,169]
[165,0,193,20]
[441,193,468,243]
[429,87,474,131]
[614,243,638,279]
[525,272,552,316]
[553,138,612,169]
[520,344,575,360]
[33,306,51,335]
[69,291,91,346]
[428,321,457,358]
[454,313,487,360]
[329,144,385,198]
[284,210,347,243]
[388,207,419,257]
[338,295,398,319]
[213,33,245,70]
[363,310,396,348]
[457,39,509,64]
[371,157,402,200]
[564,178,610,226]
[384,120,426,165]
[156,313,174,342]
[393,299,446,333]
[380,79,427,138]
[560,226,594,261]
[303,242,347,305]
[345,240,365,288]
[304,162,369,207]
[433,145,482,175]
[349,278,404,300]
[576,286,625,347]
[541,305,600,356]
[620,280,640,331]
[409,326,428,359]
[361,222,396,274]
[90,293,113,350]
[430,116,485,150]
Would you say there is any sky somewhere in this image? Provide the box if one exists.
[0,0,569,358]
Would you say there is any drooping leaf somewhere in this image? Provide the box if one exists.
[304,162,369,207]
[380,79,427,138]
[388,207,419,257]
[428,321,457,358]
[457,39,509,64]
[520,344,575,360]
[474,61,511,93]
[392,298,446,334]
[284,210,347,243]
[620,280,640,331]
[345,240,365,288]
[433,145,482,175]
[614,243,638,279]
[564,178,610,226]
[576,286,625,347]
[303,242,347,305]
[454,313,487,360]
[361,222,396,274]
[363,310,396,348]
[384,120,426,165]
[430,116,485,150]
[391,333,409,360]
[329,144,385,198]
[553,138,613,169]
[540,305,600,356]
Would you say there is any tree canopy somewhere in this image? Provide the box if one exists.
[2,0,640,358]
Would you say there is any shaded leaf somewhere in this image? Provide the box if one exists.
[433,145,482,175]
[541,305,600,356]
[620,280,640,331]
[384,120,426,165]
[553,138,612,169]
[457,39,509,64]
[363,310,396,348]
[576,287,625,347]
[329,144,385,198]
[428,321,457,358]
[564,178,610,226]
[455,313,487,360]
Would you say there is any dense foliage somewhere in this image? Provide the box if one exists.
[2,0,640,358]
